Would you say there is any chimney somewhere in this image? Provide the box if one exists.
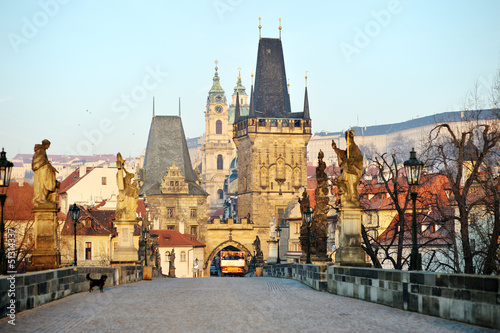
[79,166,87,178]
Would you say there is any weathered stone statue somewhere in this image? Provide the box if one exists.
[32,139,59,207]
[116,153,138,221]
[252,236,264,267]
[331,130,363,208]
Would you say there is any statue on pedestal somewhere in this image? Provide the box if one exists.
[331,130,363,208]
[32,139,59,207]
[116,153,138,221]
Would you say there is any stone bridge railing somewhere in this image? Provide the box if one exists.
[0,265,149,319]
[258,263,500,330]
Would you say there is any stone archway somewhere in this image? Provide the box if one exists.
[204,240,252,272]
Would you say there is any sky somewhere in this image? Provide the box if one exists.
[1,0,500,158]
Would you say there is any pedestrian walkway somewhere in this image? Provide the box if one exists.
[0,277,495,332]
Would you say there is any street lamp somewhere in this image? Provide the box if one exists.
[304,206,313,264]
[0,148,13,274]
[69,203,80,267]
[275,223,282,264]
[142,226,149,266]
[404,148,424,271]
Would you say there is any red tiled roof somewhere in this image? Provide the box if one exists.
[60,205,141,236]
[3,182,34,220]
[58,168,93,194]
[152,229,206,248]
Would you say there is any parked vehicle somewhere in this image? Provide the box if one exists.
[220,251,246,277]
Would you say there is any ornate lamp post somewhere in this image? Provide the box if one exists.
[69,203,80,267]
[304,206,313,264]
[275,223,282,264]
[141,226,150,266]
[0,149,13,274]
[404,148,424,271]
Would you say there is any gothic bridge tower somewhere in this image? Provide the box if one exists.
[232,27,312,261]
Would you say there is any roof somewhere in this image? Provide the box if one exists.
[140,116,207,196]
[3,182,35,220]
[152,229,206,248]
[58,167,92,194]
[60,204,141,236]
[377,207,454,246]
[252,38,302,119]
[313,109,500,138]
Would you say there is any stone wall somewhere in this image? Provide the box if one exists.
[0,265,145,319]
[256,263,499,330]
[327,266,499,330]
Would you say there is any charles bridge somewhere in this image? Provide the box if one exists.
[1,263,499,332]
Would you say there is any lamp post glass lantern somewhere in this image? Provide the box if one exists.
[404,148,424,271]
[0,148,13,274]
[69,203,80,267]
[304,206,313,264]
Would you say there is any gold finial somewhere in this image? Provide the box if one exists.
[215,59,218,72]
[279,18,282,40]
[238,66,241,80]
[259,17,262,39]
[305,71,308,87]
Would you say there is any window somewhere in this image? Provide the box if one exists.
[270,119,277,127]
[190,209,197,218]
[217,155,223,170]
[259,119,266,126]
[180,251,186,262]
[167,225,175,230]
[217,189,224,200]
[282,119,289,127]
[190,226,197,237]
[85,242,92,260]
[102,177,107,185]
[216,120,222,134]
[294,120,301,127]
[167,208,174,218]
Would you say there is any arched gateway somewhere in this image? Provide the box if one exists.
[204,239,251,271]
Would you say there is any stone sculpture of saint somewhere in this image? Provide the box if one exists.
[252,235,261,255]
[116,153,139,221]
[32,139,60,207]
[331,130,363,208]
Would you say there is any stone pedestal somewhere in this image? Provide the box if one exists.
[267,239,277,264]
[112,219,139,263]
[335,207,370,267]
[28,203,60,271]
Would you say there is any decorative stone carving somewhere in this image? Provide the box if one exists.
[116,153,139,221]
[161,162,189,194]
[331,130,363,208]
[32,139,59,208]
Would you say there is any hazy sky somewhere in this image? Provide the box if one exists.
[1,0,500,158]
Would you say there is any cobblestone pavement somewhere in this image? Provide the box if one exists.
[0,277,496,333]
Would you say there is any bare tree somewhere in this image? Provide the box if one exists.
[424,109,500,274]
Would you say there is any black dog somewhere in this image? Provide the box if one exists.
[86,273,107,293]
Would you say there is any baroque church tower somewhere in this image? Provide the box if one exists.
[202,61,234,213]
[233,28,311,232]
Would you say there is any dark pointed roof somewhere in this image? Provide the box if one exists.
[249,84,255,118]
[235,92,240,123]
[303,86,310,119]
[140,116,207,196]
[253,38,291,118]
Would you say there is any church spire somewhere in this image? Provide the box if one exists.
[209,60,225,95]
[235,92,240,123]
[303,72,310,119]
[249,72,255,118]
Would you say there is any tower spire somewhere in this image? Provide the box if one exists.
[259,17,262,39]
[279,18,282,40]
[235,92,240,123]
[249,71,255,117]
[303,72,310,119]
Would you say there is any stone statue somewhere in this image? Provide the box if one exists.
[32,139,60,207]
[252,236,264,267]
[252,235,261,255]
[116,153,139,220]
[269,216,276,240]
[170,249,175,268]
[332,130,363,208]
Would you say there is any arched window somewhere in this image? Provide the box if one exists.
[180,251,186,262]
[217,155,223,170]
[216,120,222,134]
[217,189,224,200]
